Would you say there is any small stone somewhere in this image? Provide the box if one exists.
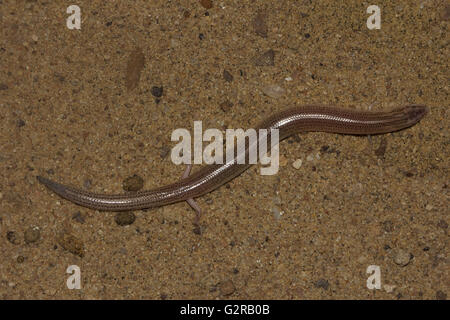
[115,212,136,226]
[160,146,171,159]
[7,231,19,245]
[425,204,433,211]
[253,49,275,66]
[219,280,235,296]
[393,249,412,266]
[31,34,38,42]
[382,220,394,232]
[314,279,329,290]
[123,174,144,191]
[383,284,396,293]
[278,154,287,166]
[436,290,447,300]
[272,206,283,220]
[223,70,233,82]
[193,225,202,235]
[219,100,234,112]
[17,119,26,127]
[57,232,84,257]
[437,219,448,230]
[151,86,163,98]
[17,256,25,263]
[261,84,285,98]
[24,226,40,244]
[252,12,268,38]
[441,5,450,21]
[125,48,145,91]
[306,154,315,161]
[292,159,303,169]
[199,0,213,10]
[81,178,92,189]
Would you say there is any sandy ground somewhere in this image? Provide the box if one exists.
[0,0,448,299]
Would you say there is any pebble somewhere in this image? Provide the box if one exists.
[441,5,450,21]
[115,212,136,226]
[219,280,235,296]
[200,0,213,9]
[125,48,145,91]
[278,154,287,166]
[7,231,19,244]
[292,159,303,169]
[123,174,144,191]
[219,100,234,112]
[272,206,283,220]
[306,154,315,161]
[314,279,329,290]
[253,49,275,66]
[436,290,447,300]
[261,84,285,98]
[151,86,163,98]
[223,70,233,82]
[425,204,433,211]
[24,226,40,244]
[393,249,412,266]
[437,219,448,230]
[383,284,396,293]
[57,232,85,257]
[252,12,268,38]
[382,220,394,233]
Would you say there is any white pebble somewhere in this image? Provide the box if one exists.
[292,159,303,169]
[261,85,285,98]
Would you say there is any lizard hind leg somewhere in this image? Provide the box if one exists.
[181,164,202,225]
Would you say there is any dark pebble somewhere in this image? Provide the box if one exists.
[382,220,394,232]
[115,212,136,226]
[123,174,144,192]
[7,231,19,245]
[314,279,329,290]
[252,12,268,38]
[436,290,447,300]
[253,49,275,66]
[17,256,25,263]
[219,100,234,112]
[159,146,171,159]
[193,225,202,235]
[437,219,448,230]
[151,86,163,98]
[17,119,26,127]
[200,0,213,9]
[223,70,233,82]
